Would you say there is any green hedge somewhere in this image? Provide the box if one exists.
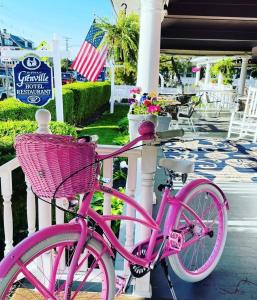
[63,81,111,125]
[0,120,77,165]
[0,82,111,126]
[0,89,75,124]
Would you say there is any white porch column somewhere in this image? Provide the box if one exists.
[133,0,162,295]
[204,63,211,89]
[238,57,248,96]
[195,65,200,85]
[218,72,223,87]
[136,0,163,93]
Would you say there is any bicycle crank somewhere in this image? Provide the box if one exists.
[129,245,150,278]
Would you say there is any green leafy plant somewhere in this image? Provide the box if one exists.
[96,11,139,85]
[96,12,139,69]
[211,58,235,85]
[90,190,124,235]
[159,55,192,87]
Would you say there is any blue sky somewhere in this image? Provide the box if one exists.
[0,0,114,58]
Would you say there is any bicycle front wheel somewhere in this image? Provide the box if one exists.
[0,224,115,299]
[169,182,228,282]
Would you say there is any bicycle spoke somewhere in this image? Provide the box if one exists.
[173,187,226,274]
[1,235,113,300]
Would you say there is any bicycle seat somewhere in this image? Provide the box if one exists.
[159,158,195,173]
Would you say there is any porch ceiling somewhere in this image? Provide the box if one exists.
[162,0,257,55]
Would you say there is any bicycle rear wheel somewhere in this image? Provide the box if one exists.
[169,182,228,282]
[0,224,115,299]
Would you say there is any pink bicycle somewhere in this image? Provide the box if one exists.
[0,121,228,300]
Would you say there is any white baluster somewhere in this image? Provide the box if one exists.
[103,158,113,227]
[124,156,137,276]
[35,109,52,229]
[25,177,36,235]
[55,198,69,271]
[55,198,69,225]
[2,172,13,255]
[125,156,137,252]
[135,145,157,298]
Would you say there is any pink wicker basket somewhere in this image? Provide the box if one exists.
[15,134,97,199]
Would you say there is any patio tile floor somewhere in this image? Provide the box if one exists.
[117,113,257,299]
[150,193,257,300]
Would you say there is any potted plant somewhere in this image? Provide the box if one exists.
[128,87,174,140]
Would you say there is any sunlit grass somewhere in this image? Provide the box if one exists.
[79,104,129,145]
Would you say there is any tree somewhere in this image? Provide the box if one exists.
[61,58,72,72]
[211,58,235,85]
[159,55,192,87]
[96,11,139,84]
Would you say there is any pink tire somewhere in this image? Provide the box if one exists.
[169,183,228,282]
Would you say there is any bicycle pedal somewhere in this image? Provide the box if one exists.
[115,275,126,296]
[169,230,184,251]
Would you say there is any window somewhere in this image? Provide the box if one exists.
[4,38,13,46]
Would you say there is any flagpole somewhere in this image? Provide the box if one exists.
[110,60,115,113]
[52,34,64,122]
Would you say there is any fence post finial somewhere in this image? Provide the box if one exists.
[35,109,51,134]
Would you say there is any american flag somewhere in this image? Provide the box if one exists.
[72,22,107,82]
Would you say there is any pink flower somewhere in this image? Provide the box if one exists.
[192,67,201,73]
[147,105,161,114]
[130,87,142,94]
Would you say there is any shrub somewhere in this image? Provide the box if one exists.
[117,116,129,133]
[0,89,75,124]
[0,82,111,126]
[63,81,111,125]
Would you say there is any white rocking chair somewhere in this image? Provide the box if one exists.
[227,87,257,142]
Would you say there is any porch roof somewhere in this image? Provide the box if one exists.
[162,0,257,56]
[111,0,257,56]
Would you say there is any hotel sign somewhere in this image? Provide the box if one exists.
[13,55,53,106]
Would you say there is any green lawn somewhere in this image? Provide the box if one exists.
[79,104,129,145]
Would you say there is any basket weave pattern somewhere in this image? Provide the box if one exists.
[15,134,97,199]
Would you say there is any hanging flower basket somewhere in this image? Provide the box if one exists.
[192,66,201,73]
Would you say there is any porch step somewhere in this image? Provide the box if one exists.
[11,288,145,300]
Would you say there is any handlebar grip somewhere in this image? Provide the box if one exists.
[156,129,184,140]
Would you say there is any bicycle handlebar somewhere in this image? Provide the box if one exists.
[155,129,184,140]
[97,128,184,161]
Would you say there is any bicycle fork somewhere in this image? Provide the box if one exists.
[64,217,89,300]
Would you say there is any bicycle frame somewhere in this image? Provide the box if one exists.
[71,128,229,270]
[75,177,226,269]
